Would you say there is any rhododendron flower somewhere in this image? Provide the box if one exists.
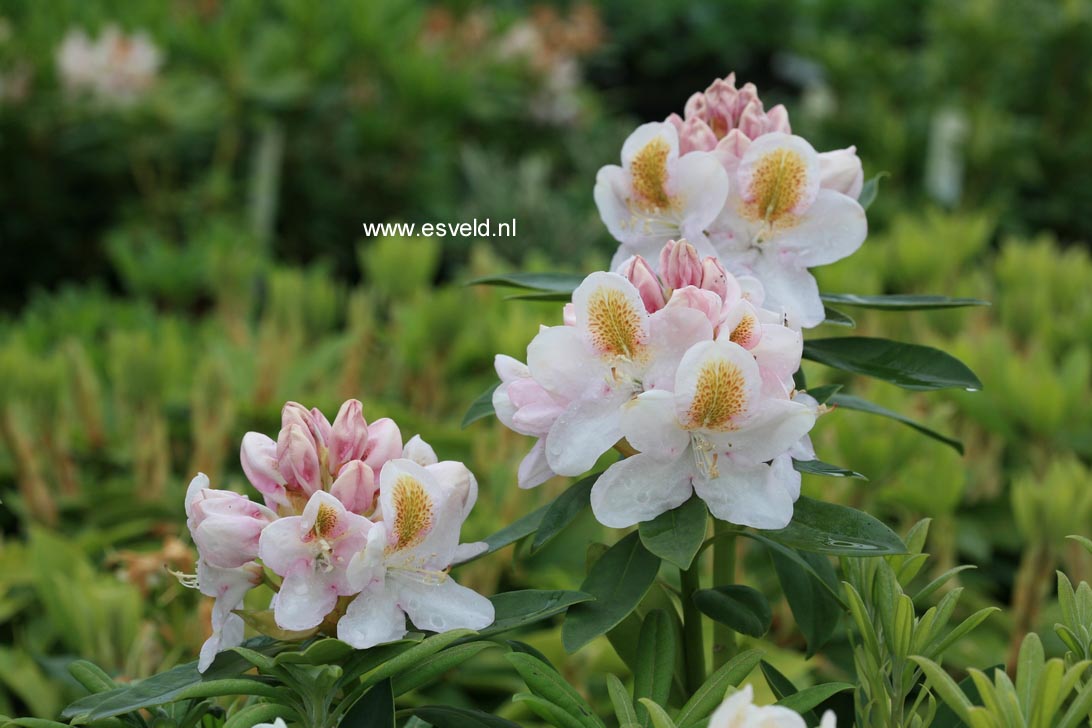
[590,339,815,528]
[55,24,162,104]
[595,122,729,265]
[527,271,711,475]
[493,354,569,488]
[667,73,791,159]
[710,685,836,728]
[338,459,493,648]
[708,133,867,328]
[241,400,399,515]
[258,491,371,632]
[195,559,262,673]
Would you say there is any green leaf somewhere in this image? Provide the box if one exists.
[391,642,497,695]
[563,533,662,652]
[64,676,281,722]
[1067,534,1092,555]
[467,272,584,293]
[638,497,709,570]
[605,673,639,727]
[533,474,599,553]
[760,661,819,724]
[675,649,763,728]
[514,693,589,728]
[763,496,907,555]
[803,337,982,391]
[636,699,679,728]
[820,293,989,310]
[342,679,394,728]
[505,291,575,302]
[507,653,605,728]
[931,665,999,728]
[462,382,498,428]
[693,586,771,638]
[774,683,854,714]
[224,702,299,728]
[804,384,843,404]
[792,459,867,480]
[472,503,549,561]
[274,637,355,666]
[66,660,116,695]
[633,610,677,727]
[481,590,595,638]
[829,393,964,454]
[823,307,856,327]
[358,630,478,690]
[858,172,888,210]
[742,533,845,607]
[911,656,976,725]
[770,548,842,656]
[413,706,521,728]
[925,607,1001,660]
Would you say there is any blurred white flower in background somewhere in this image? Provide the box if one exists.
[55,24,162,105]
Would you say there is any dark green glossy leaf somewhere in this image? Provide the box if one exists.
[693,586,771,638]
[461,382,499,428]
[506,653,605,728]
[466,272,584,293]
[675,650,763,728]
[803,337,982,391]
[341,679,394,728]
[413,706,521,728]
[761,661,819,725]
[793,459,867,480]
[638,497,708,570]
[763,496,906,555]
[480,590,595,637]
[804,384,843,405]
[391,643,497,696]
[829,393,964,454]
[472,503,549,561]
[533,474,599,552]
[774,682,854,715]
[820,293,989,310]
[505,291,574,302]
[823,306,856,327]
[563,533,662,652]
[274,637,354,666]
[633,610,677,727]
[768,547,842,656]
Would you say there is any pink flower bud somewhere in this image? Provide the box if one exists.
[698,256,736,301]
[310,408,333,447]
[362,417,403,473]
[276,423,322,495]
[185,473,276,569]
[330,399,369,471]
[669,114,718,154]
[766,104,791,134]
[240,432,286,507]
[329,460,377,515]
[618,255,666,312]
[659,239,704,290]
[282,402,325,448]
[818,146,864,199]
[665,285,726,331]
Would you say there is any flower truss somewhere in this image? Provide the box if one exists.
[495,238,820,529]
[710,685,837,728]
[598,73,866,329]
[183,399,493,671]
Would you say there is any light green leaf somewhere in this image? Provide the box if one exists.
[637,699,678,728]
[774,682,854,714]
[638,497,708,570]
[911,656,976,724]
[605,673,639,728]
[675,649,763,728]
[391,642,498,696]
[858,172,888,210]
[819,293,989,310]
[413,705,521,728]
[507,653,605,728]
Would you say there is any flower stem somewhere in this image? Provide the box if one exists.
[680,563,706,693]
[711,521,737,670]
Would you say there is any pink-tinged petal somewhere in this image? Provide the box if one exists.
[527,325,600,400]
[693,455,800,530]
[771,189,867,268]
[659,239,704,290]
[713,130,751,177]
[299,490,360,541]
[766,104,791,134]
[673,152,731,233]
[819,146,863,199]
[330,460,377,515]
[750,323,803,395]
[562,303,576,327]
[518,440,556,489]
[707,398,816,465]
[402,434,438,466]
[282,402,321,445]
[185,472,210,521]
[362,417,403,472]
[426,461,478,520]
[736,133,820,220]
[452,541,488,564]
[330,399,368,470]
[198,612,243,673]
[674,340,763,431]
[736,275,766,306]
[676,117,718,154]
[277,423,321,494]
[718,300,764,350]
[240,433,286,505]
[196,560,262,672]
[545,394,628,476]
[495,353,529,384]
[620,390,689,460]
[393,574,495,633]
[665,285,725,332]
[593,164,639,249]
[618,255,667,313]
[274,571,339,632]
[699,255,738,302]
[379,459,462,569]
[258,518,315,577]
[749,257,825,329]
[310,408,333,448]
[590,453,693,528]
[338,585,406,649]
[644,304,715,391]
[573,272,651,359]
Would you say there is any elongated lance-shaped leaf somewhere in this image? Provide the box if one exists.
[675,649,763,728]
[803,337,982,391]
[823,306,856,327]
[605,673,639,727]
[341,678,395,728]
[391,642,499,696]
[858,172,888,210]
[471,502,550,561]
[533,474,599,553]
[507,652,606,728]
[633,610,677,727]
[774,683,854,714]
[820,292,989,310]
[793,458,868,479]
[760,661,819,725]
[479,590,595,638]
[693,586,772,638]
[637,699,679,728]
[466,272,585,293]
[829,393,964,454]
[412,705,522,728]
[462,382,499,427]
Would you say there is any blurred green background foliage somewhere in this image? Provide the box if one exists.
[0,0,1090,723]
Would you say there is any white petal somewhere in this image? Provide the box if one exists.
[644,304,715,391]
[452,541,488,564]
[750,322,804,395]
[694,456,800,530]
[772,189,867,267]
[737,133,820,215]
[184,472,210,519]
[393,574,495,634]
[572,272,651,358]
[198,613,244,673]
[620,390,689,459]
[518,439,556,489]
[274,572,339,632]
[338,585,406,649]
[750,257,825,330]
[708,398,816,465]
[527,325,599,400]
[545,394,627,476]
[257,517,313,576]
[379,459,462,568]
[674,339,763,430]
[621,121,679,168]
[595,165,641,248]
[673,151,731,233]
[426,460,478,519]
[402,434,438,466]
[590,453,693,528]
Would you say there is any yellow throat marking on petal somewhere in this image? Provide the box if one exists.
[389,475,433,552]
[686,359,748,431]
[744,147,807,226]
[586,286,646,360]
[630,137,673,212]
[313,502,339,539]
[729,314,758,347]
